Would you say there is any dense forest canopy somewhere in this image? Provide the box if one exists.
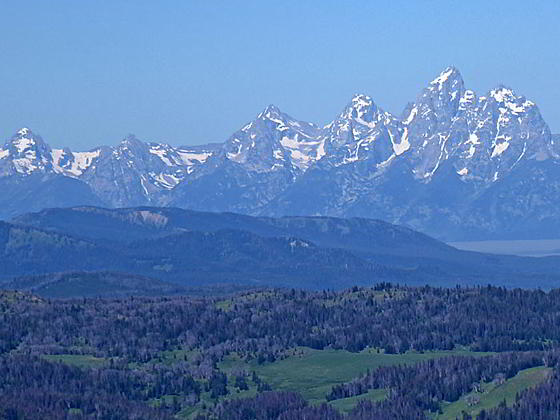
[2,284,560,419]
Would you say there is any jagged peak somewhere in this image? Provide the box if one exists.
[410,66,465,115]
[351,93,374,105]
[16,127,33,137]
[7,128,49,153]
[486,85,536,114]
[489,85,518,102]
[339,93,383,123]
[11,127,43,141]
[263,104,281,114]
[119,134,145,147]
[429,66,463,89]
[257,104,285,121]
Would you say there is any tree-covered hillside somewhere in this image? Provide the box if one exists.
[2,284,560,419]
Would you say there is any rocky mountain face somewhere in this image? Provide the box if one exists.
[2,67,559,240]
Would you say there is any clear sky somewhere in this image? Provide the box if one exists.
[1,0,559,149]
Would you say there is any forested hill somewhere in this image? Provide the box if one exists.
[5,206,560,292]
[2,284,560,419]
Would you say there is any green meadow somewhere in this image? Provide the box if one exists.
[219,347,492,408]
[435,366,552,420]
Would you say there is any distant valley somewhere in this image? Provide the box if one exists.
[450,239,560,257]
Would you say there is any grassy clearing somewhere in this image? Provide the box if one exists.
[435,366,552,420]
[312,288,408,308]
[42,354,107,368]
[215,290,280,312]
[220,347,492,405]
[328,388,388,413]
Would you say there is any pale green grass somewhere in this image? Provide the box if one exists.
[328,388,388,413]
[220,347,491,403]
[42,354,107,368]
[435,366,552,420]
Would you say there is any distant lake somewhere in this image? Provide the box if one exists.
[448,239,560,257]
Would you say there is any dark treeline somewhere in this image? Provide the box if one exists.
[0,355,175,420]
[3,285,560,418]
[3,284,560,361]
[204,390,424,420]
[203,391,428,419]
[0,352,206,420]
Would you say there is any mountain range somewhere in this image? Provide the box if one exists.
[1,67,558,241]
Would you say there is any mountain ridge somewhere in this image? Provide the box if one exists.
[6,206,560,291]
[2,67,558,240]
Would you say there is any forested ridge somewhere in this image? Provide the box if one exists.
[7,206,560,290]
[2,284,560,419]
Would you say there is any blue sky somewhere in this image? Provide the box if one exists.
[1,1,559,149]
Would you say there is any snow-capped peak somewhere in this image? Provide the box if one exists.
[489,85,516,103]
[254,104,295,132]
[487,85,536,115]
[2,128,52,175]
[429,66,463,89]
[338,93,387,129]
[9,128,46,150]
[422,66,465,107]
[17,127,32,137]
[258,104,284,121]
[351,93,373,106]
[119,134,144,147]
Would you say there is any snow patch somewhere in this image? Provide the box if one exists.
[491,141,510,158]
[227,144,243,161]
[149,146,173,166]
[68,150,101,176]
[280,136,300,149]
[151,172,182,189]
[13,137,34,153]
[290,239,310,249]
[177,150,212,165]
[506,102,525,114]
[139,176,150,196]
[430,67,455,88]
[464,133,480,159]
[459,90,476,109]
[392,128,411,156]
[316,139,326,160]
[51,149,65,173]
[490,87,515,104]
[290,149,313,164]
[403,107,417,125]
[376,153,396,169]
[280,136,325,170]
[513,143,527,167]
[13,154,37,174]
